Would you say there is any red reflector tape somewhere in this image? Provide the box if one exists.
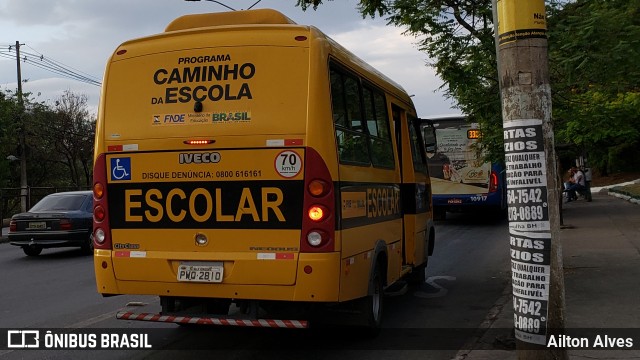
[275,253,294,260]
[116,312,308,328]
[284,139,303,146]
[108,145,123,151]
[115,251,130,257]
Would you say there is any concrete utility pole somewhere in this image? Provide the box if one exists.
[493,1,567,359]
[15,41,28,213]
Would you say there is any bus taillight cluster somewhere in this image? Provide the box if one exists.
[300,148,335,252]
[92,154,112,250]
[489,170,499,193]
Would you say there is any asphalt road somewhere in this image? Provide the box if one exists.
[0,212,511,359]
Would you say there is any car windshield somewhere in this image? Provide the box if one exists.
[30,194,87,212]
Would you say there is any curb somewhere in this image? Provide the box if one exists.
[600,188,640,205]
[592,178,640,205]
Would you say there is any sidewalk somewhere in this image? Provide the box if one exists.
[462,192,640,359]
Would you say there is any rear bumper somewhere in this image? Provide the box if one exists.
[94,250,342,302]
[9,230,89,248]
[116,311,308,328]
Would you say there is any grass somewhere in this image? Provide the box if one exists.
[590,171,640,200]
[609,183,640,200]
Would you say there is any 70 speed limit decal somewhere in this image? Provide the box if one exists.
[274,150,302,178]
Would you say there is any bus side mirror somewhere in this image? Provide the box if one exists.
[420,119,437,153]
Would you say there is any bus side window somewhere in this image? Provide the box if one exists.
[363,87,377,136]
[335,129,369,164]
[367,88,393,168]
[343,75,363,132]
[331,66,369,165]
[374,92,390,141]
[330,70,348,127]
[408,116,427,173]
[421,121,437,153]
[330,62,393,168]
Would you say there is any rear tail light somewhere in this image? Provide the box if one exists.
[307,230,326,247]
[489,170,499,193]
[94,228,106,244]
[93,182,104,200]
[300,147,335,252]
[60,219,72,230]
[9,220,16,232]
[93,153,112,249]
[184,139,215,145]
[94,205,105,222]
[308,205,326,222]
[308,179,328,197]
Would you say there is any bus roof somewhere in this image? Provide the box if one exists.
[165,9,297,32]
[111,9,415,113]
[423,114,465,120]
[164,9,413,110]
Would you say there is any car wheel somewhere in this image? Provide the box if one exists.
[23,246,42,256]
[81,234,94,255]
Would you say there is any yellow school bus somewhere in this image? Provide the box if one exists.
[92,9,435,332]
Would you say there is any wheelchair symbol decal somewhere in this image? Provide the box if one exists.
[110,158,131,181]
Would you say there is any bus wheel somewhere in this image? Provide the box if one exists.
[407,263,426,285]
[359,265,383,335]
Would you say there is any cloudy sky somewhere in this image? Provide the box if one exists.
[0,0,457,117]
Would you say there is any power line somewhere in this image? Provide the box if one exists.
[1,44,101,86]
[184,0,262,11]
[0,52,101,86]
[24,45,101,85]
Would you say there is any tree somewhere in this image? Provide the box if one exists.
[41,90,96,188]
[0,89,50,214]
[0,91,17,188]
[295,0,640,174]
[0,90,45,188]
[1,89,95,190]
[24,99,70,188]
[548,0,640,174]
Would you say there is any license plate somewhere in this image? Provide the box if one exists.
[27,222,47,230]
[177,262,223,283]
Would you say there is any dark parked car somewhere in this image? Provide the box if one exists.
[9,191,94,256]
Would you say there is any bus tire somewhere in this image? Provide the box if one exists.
[407,230,429,285]
[358,265,384,335]
[407,263,427,285]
